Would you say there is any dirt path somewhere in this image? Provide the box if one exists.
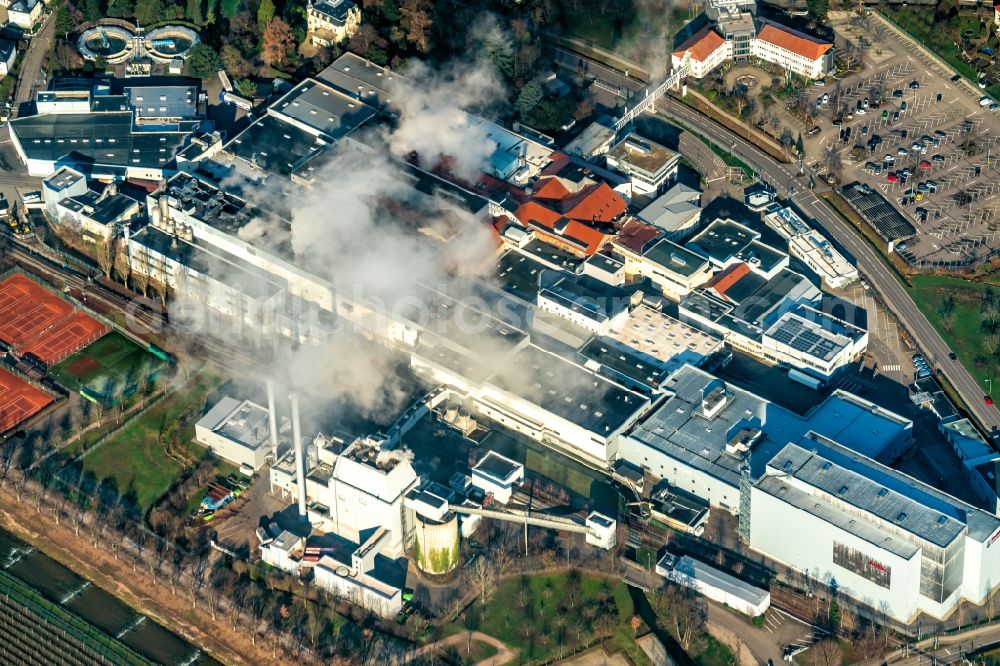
[400,631,515,666]
[0,487,279,665]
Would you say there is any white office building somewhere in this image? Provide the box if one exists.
[764,206,858,290]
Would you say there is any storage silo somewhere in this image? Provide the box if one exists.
[413,513,460,575]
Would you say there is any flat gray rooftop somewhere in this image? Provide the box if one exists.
[688,219,758,263]
[474,451,521,482]
[270,78,376,138]
[487,344,649,436]
[643,238,709,278]
[762,439,969,551]
[316,52,400,110]
[226,114,329,178]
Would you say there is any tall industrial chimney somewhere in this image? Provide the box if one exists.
[266,379,279,459]
[290,392,307,518]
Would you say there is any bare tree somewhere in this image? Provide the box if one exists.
[809,638,843,666]
[651,585,707,651]
[113,239,131,286]
[95,239,114,279]
[472,556,497,604]
[150,277,168,308]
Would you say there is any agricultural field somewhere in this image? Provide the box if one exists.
[0,568,151,666]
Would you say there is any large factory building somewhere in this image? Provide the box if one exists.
[747,434,1000,623]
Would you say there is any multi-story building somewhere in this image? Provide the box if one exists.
[764,207,858,289]
[9,88,202,178]
[271,435,420,557]
[612,235,714,301]
[748,434,1000,623]
[306,0,362,47]
[42,168,141,241]
[671,18,833,80]
[751,21,835,80]
[0,40,16,77]
[7,0,43,29]
[618,364,914,515]
[604,133,680,196]
[687,218,788,279]
[672,27,731,79]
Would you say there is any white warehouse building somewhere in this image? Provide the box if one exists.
[748,434,1000,623]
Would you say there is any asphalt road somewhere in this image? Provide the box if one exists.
[661,98,1000,434]
[11,9,55,117]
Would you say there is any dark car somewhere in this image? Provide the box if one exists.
[910,80,920,89]
[949,352,957,360]
[952,74,962,82]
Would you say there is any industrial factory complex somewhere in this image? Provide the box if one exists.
[7,36,1000,634]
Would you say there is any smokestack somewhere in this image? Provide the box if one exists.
[266,379,279,459]
[290,392,307,519]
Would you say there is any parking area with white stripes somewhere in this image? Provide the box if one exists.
[809,17,1000,269]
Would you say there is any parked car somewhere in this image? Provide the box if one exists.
[882,110,889,120]
[893,89,904,97]
[934,130,947,138]
[932,154,945,162]
[910,80,920,89]
[951,74,962,82]
[901,101,908,111]
[898,147,909,156]
[887,173,900,183]
[980,96,993,107]
[920,160,931,169]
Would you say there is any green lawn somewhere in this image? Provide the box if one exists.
[453,572,648,664]
[81,369,228,510]
[881,9,982,82]
[909,274,998,392]
[693,634,737,666]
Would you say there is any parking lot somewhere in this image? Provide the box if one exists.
[805,15,1000,268]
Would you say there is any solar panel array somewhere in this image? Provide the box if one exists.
[768,315,844,361]
[841,183,916,242]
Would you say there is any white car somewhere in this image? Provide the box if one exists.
[981,96,993,107]
[856,108,867,115]
[898,147,909,156]
[884,154,896,163]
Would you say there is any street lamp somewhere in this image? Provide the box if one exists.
[987,378,993,395]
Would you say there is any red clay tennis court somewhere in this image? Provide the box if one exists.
[0,367,52,433]
[22,311,108,366]
[0,274,74,348]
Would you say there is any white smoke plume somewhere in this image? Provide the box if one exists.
[387,59,505,182]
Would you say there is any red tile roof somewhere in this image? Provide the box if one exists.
[562,182,627,225]
[705,262,751,299]
[673,27,727,62]
[612,217,663,255]
[756,23,832,61]
[514,201,608,255]
[533,177,572,202]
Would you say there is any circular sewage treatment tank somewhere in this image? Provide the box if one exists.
[77,26,135,63]
[143,26,200,62]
